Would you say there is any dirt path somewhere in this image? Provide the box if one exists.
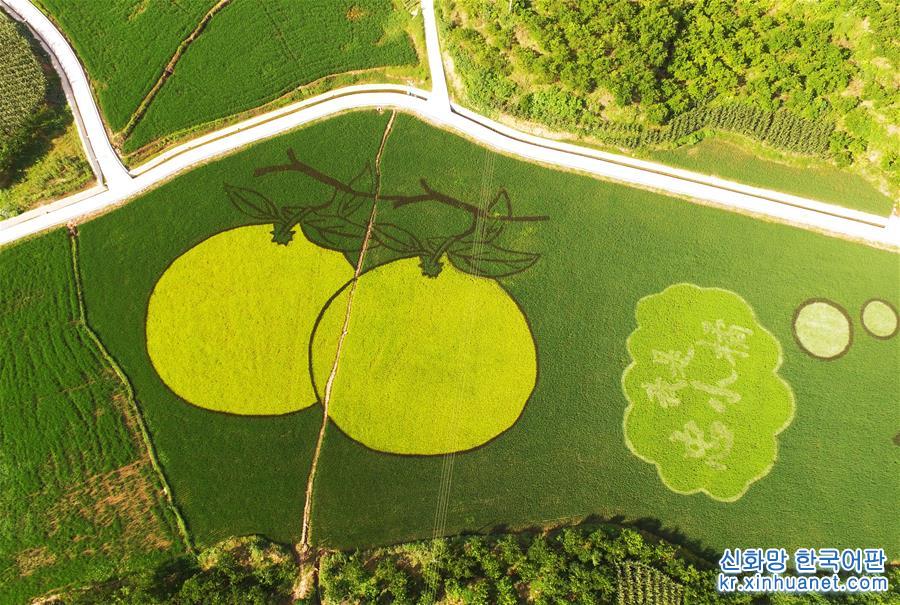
[118,0,232,143]
[298,110,398,555]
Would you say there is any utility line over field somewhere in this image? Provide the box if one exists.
[0,0,896,251]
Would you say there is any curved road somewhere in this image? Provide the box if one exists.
[0,0,896,250]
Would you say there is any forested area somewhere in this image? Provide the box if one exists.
[54,526,900,603]
[438,0,899,198]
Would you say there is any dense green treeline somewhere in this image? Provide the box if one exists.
[439,0,899,196]
[58,528,900,604]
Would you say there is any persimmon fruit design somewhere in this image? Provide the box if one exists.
[146,225,353,415]
[146,157,545,455]
[310,257,537,455]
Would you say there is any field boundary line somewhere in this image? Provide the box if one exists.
[67,230,195,555]
[299,111,399,554]
[3,0,895,250]
[118,0,233,144]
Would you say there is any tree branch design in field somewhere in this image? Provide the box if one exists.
[226,148,549,279]
[225,149,542,454]
[622,284,795,502]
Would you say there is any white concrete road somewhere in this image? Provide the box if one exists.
[0,0,896,251]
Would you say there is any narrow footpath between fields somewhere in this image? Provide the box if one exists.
[297,111,398,569]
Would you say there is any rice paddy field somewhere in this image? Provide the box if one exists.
[2,110,895,600]
[0,231,185,604]
[33,0,216,133]
[33,0,423,155]
[125,0,421,152]
[648,136,896,217]
[54,109,897,566]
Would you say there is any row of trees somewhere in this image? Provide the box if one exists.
[438,0,896,178]
[56,526,900,604]
[59,536,301,605]
[318,524,900,605]
[616,561,684,605]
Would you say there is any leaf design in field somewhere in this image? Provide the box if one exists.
[301,214,369,253]
[225,185,279,221]
[372,223,422,253]
[448,243,539,278]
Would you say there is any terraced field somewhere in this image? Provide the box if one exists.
[63,110,897,561]
[34,0,423,157]
[0,232,185,604]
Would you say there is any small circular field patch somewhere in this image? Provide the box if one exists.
[861,299,898,339]
[146,225,353,415]
[793,299,851,359]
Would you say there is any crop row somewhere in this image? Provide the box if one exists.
[0,13,47,174]
[616,561,684,605]
[0,232,184,603]
[125,0,419,151]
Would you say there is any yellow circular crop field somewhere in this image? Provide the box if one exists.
[861,299,898,339]
[311,258,537,455]
[793,300,851,360]
[146,225,353,415]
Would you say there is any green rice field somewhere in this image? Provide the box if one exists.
[648,137,896,217]
[125,0,421,151]
[56,110,897,563]
[0,232,185,604]
[1,110,895,602]
[33,0,216,133]
[34,0,422,155]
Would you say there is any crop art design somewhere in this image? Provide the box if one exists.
[622,284,795,502]
[146,149,545,455]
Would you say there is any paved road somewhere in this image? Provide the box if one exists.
[0,0,896,250]
[1,0,131,189]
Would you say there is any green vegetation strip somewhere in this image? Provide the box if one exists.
[438,0,900,208]
[48,529,900,604]
[0,232,184,604]
[70,232,194,554]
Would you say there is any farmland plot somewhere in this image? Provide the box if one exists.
[126,0,420,151]
[32,0,218,132]
[77,111,393,545]
[68,110,897,559]
[32,0,422,156]
[0,232,185,603]
[309,113,899,555]
[0,12,47,180]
